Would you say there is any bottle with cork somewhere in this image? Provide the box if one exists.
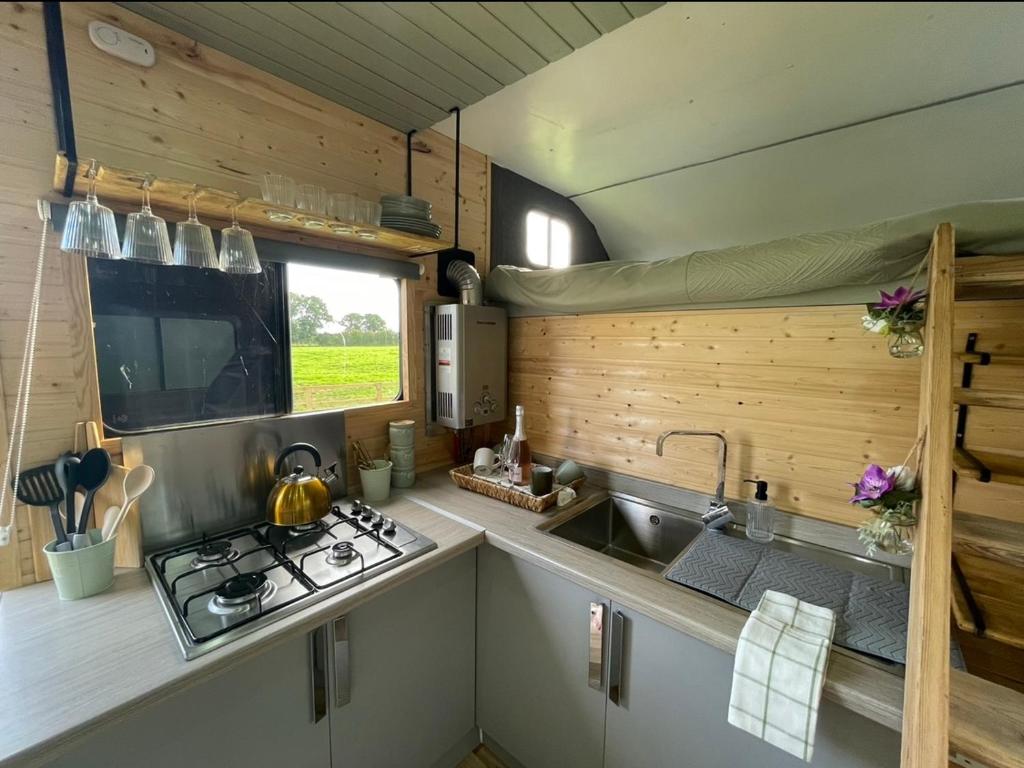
[509,404,532,485]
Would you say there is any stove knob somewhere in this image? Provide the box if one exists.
[361,505,374,521]
[351,499,364,515]
[370,511,384,528]
[381,517,397,535]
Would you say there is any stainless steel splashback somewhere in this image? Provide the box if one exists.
[125,411,347,551]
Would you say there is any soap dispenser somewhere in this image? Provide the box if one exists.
[743,479,775,543]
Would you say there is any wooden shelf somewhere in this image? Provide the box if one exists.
[953,387,1024,410]
[955,351,1024,366]
[954,447,1024,486]
[52,155,451,257]
[952,548,1024,650]
[956,254,1024,300]
[955,513,1024,569]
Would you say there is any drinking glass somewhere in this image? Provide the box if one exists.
[327,192,357,234]
[260,173,296,222]
[121,183,172,265]
[354,199,382,226]
[505,440,520,487]
[60,167,121,260]
[219,207,261,274]
[497,434,513,484]
[296,184,327,214]
[295,184,327,230]
[172,195,218,269]
[354,199,381,240]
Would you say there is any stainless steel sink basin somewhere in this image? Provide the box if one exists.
[546,494,705,574]
[547,492,906,584]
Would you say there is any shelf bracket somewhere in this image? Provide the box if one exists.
[43,1,78,197]
[955,333,992,482]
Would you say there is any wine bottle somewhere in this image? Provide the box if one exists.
[509,404,532,485]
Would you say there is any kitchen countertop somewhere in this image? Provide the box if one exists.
[403,472,1024,768]
[0,496,484,768]
[3,469,1022,768]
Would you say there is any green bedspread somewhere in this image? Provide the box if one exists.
[485,199,1024,314]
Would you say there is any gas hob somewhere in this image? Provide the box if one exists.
[146,500,436,659]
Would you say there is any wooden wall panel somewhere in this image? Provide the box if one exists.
[0,1,488,589]
[510,300,1024,528]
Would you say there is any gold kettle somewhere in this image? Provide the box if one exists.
[266,443,337,527]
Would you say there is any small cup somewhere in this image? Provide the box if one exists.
[358,459,392,502]
[392,468,416,489]
[389,444,415,469]
[389,420,416,448]
[473,447,500,476]
[531,466,554,496]
[555,460,585,485]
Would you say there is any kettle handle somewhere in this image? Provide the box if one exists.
[275,443,322,476]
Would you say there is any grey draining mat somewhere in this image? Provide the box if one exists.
[665,530,961,667]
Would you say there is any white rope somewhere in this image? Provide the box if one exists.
[0,200,50,544]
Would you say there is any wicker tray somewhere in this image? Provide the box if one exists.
[449,464,584,513]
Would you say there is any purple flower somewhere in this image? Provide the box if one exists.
[874,286,925,310]
[850,464,894,503]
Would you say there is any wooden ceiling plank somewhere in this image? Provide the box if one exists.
[235,2,446,124]
[435,2,548,75]
[342,2,503,96]
[385,2,525,86]
[294,1,485,105]
[133,2,414,131]
[481,2,573,62]
[574,2,632,35]
[526,1,600,49]
[246,2,453,118]
[623,1,665,19]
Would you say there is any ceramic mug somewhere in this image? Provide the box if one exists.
[530,466,553,496]
[473,447,501,476]
[555,459,585,485]
[389,420,415,448]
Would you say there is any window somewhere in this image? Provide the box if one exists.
[526,210,571,268]
[286,263,402,413]
[89,259,286,433]
[89,259,403,433]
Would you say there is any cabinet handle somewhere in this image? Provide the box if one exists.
[333,616,351,708]
[608,610,625,706]
[588,602,606,691]
[310,625,328,723]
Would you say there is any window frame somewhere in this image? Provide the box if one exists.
[89,263,409,436]
[283,267,405,416]
[525,209,572,269]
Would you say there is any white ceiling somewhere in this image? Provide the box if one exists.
[435,2,1024,260]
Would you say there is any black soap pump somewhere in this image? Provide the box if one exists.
[743,479,775,543]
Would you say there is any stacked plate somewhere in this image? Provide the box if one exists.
[380,194,441,239]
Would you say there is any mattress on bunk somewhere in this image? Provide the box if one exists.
[485,198,1024,314]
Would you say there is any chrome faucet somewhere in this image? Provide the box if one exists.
[656,430,733,530]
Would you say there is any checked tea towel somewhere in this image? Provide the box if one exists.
[727,590,836,762]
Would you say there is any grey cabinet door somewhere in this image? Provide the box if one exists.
[603,603,901,768]
[476,545,608,768]
[45,631,330,768]
[329,550,477,768]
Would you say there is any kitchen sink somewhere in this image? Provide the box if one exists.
[546,492,907,584]
[546,494,705,574]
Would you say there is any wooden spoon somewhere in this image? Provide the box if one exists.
[103,465,155,542]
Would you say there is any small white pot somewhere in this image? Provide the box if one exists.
[358,459,393,502]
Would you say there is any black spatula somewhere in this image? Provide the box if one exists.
[12,464,67,547]
[76,448,111,534]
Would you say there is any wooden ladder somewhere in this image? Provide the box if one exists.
[901,231,1024,768]
[948,258,1024,656]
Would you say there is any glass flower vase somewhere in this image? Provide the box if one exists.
[887,320,925,359]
